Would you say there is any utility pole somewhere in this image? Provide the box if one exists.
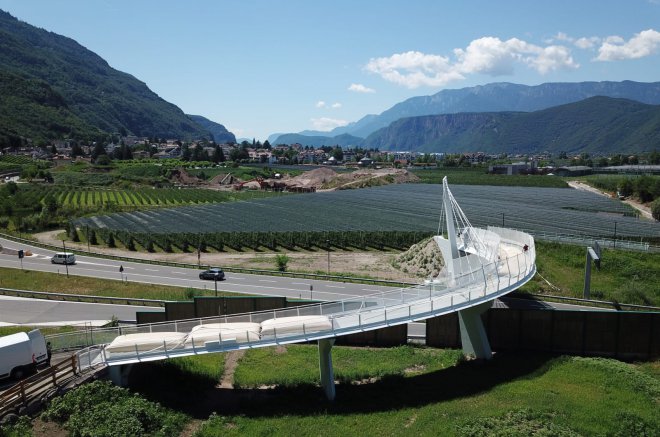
[326,240,330,274]
[62,240,69,277]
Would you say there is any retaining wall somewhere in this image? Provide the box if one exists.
[427,308,659,360]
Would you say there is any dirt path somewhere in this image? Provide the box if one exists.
[218,350,245,389]
[568,180,655,221]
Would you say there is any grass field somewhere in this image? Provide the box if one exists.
[7,346,653,436]
[519,241,660,306]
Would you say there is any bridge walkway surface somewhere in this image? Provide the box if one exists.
[55,178,537,400]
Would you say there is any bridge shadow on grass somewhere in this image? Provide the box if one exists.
[128,351,557,419]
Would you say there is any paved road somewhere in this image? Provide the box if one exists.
[0,237,604,327]
[0,237,394,302]
[0,295,163,326]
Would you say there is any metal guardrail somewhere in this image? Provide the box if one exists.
[510,292,660,312]
[0,287,168,307]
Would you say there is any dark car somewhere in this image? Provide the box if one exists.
[199,268,225,280]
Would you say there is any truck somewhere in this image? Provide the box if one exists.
[0,330,49,380]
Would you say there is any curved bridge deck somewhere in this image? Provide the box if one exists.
[74,227,535,368]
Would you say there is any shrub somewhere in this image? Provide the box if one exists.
[652,198,660,221]
[275,254,289,272]
[42,380,186,437]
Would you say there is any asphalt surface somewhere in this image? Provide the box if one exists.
[0,237,394,303]
[0,236,603,327]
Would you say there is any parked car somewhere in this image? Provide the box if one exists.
[199,268,225,280]
[51,252,76,265]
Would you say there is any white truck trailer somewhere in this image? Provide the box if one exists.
[0,330,48,380]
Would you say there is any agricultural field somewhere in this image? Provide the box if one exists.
[73,183,660,252]
[0,183,280,233]
[411,167,569,188]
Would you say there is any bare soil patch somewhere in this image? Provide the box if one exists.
[218,350,246,389]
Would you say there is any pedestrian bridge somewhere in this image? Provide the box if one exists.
[75,178,536,400]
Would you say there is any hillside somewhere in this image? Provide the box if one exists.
[362,97,660,154]
[187,114,236,143]
[272,132,364,148]
[278,81,660,143]
[0,10,210,142]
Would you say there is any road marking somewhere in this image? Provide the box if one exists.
[326,285,345,289]
[259,279,277,283]
[291,282,309,285]
[171,271,188,275]
[76,260,133,269]
[144,268,160,272]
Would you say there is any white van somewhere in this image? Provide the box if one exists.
[0,330,48,380]
[51,252,76,265]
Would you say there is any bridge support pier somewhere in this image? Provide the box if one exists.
[318,338,336,401]
[108,364,133,387]
[458,301,492,360]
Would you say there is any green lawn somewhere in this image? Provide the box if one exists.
[4,346,657,436]
[519,241,660,306]
[197,348,659,437]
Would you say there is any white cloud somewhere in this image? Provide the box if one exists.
[315,100,326,108]
[365,37,578,89]
[574,37,600,49]
[310,117,348,131]
[553,32,573,43]
[331,102,342,109]
[348,83,375,93]
[596,29,660,61]
[365,51,462,88]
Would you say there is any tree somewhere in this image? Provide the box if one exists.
[652,199,660,221]
[70,143,84,158]
[95,154,111,166]
[332,147,344,160]
[214,145,225,163]
[91,143,107,162]
[275,254,289,272]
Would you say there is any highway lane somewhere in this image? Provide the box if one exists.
[0,294,163,326]
[0,237,397,302]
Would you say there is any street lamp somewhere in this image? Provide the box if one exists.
[214,275,218,297]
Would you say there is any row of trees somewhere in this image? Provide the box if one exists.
[68,227,433,253]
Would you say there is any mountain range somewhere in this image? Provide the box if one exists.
[0,10,233,144]
[273,80,660,151]
[363,97,660,154]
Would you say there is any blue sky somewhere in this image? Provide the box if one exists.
[1,0,659,141]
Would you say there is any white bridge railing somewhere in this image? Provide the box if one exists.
[64,227,535,368]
